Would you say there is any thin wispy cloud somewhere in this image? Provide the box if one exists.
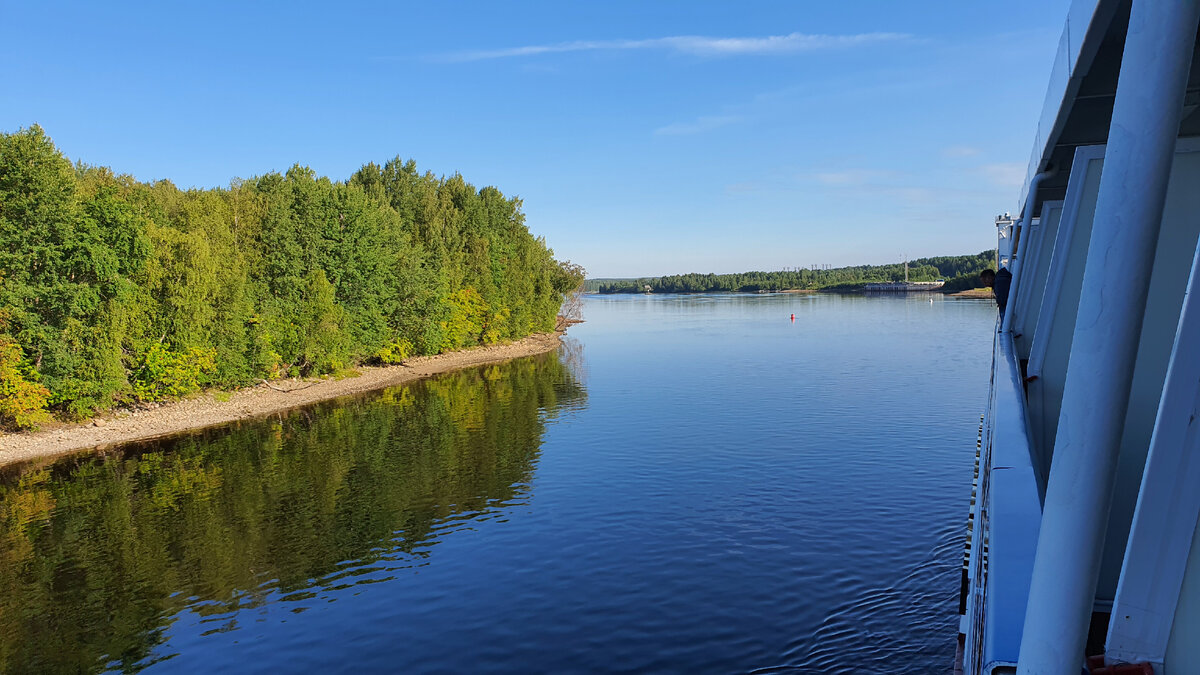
[816,172,938,205]
[812,169,899,186]
[652,72,941,139]
[799,166,1005,209]
[437,32,912,62]
[976,162,1025,188]
[655,115,741,136]
[942,145,982,158]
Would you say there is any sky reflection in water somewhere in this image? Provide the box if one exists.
[0,293,994,674]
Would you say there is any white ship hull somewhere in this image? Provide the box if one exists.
[960,3,1200,673]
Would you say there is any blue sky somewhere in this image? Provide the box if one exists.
[2,1,1070,277]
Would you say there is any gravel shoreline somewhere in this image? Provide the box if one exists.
[948,288,995,298]
[0,330,565,469]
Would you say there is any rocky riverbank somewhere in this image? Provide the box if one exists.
[0,330,566,468]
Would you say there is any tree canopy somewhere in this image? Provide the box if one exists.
[0,125,583,428]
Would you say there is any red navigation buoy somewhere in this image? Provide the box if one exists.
[790,313,795,322]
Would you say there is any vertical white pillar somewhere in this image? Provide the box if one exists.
[1016,1,1200,673]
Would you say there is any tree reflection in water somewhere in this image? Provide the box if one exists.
[0,350,585,674]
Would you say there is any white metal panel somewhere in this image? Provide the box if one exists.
[1165,518,1200,671]
[1025,147,1106,486]
[1108,239,1200,666]
[1005,172,1058,336]
[1017,0,1200,662]
[978,334,1044,673]
[1101,142,1200,600]
[994,140,1200,671]
[999,222,1015,269]
[1028,146,1106,381]
[1010,214,1042,340]
[1015,202,1065,360]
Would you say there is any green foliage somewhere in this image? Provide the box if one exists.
[440,287,491,351]
[940,265,998,293]
[377,338,415,365]
[0,126,581,423]
[132,344,217,400]
[295,269,351,375]
[0,333,51,430]
[595,251,997,294]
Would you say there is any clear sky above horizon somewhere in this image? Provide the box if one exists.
[2,1,1071,277]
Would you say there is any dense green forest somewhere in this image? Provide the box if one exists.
[592,251,996,294]
[0,126,583,429]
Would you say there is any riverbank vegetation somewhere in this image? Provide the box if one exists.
[589,251,995,294]
[0,125,583,430]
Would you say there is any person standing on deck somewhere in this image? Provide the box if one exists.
[980,268,1013,318]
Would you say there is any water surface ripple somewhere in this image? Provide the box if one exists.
[0,293,994,673]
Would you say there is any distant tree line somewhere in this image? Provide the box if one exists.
[0,125,583,429]
[594,251,996,294]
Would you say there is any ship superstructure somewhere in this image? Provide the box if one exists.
[961,1,1200,673]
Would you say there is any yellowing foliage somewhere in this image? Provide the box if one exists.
[132,344,217,400]
[377,338,415,365]
[0,335,50,431]
[439,287,490,351]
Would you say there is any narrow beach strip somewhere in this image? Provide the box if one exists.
[948,288,995,299]
[0,330,565,469]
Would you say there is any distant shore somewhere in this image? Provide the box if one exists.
[0,330,567,469]
[948,288,995,299]
[591,286,995,296]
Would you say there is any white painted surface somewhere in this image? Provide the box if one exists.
[1015,202,1064,361]
[1027,145,1105,384]
[1025,150,1105,485]
[1108,242,1200,666]
[973,334,1045,673]
[1165,518,1200,671]
[1016,1,1200,671]
[998,221,1015,269]
[1103,145,1200,600]
[1004,171,1056,335]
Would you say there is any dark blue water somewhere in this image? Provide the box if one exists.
[0,293,995,674]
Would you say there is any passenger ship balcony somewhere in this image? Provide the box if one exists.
[960,1,1200,673]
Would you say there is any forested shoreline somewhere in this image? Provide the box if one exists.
[588,251,995,294]
[0,126,583,430]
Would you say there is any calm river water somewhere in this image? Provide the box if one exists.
[0,293,996,674]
